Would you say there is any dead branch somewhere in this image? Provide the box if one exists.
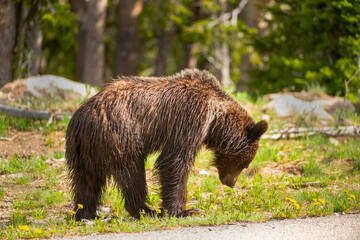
[268,181,321,188]
[208,0,248,28]
[0,135,18,141]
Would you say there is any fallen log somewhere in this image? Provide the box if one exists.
[0,104,72,120]
[263,126,360,139]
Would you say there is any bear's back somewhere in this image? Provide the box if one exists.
[109,69,230,103]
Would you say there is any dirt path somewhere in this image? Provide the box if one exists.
[60,213,360,240]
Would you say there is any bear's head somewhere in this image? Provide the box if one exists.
[213,120,268,188]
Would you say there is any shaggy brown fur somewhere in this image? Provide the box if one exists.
[66,69,268,220]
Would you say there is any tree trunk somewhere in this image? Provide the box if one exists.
[29,18,42,76]
[214,0,234,87]
[0,0,16,87]
[220,43,232,87]
[155,22,176,76]
[14,3,27,80]
[183,0,202,69]
[113,0,143,76]
[238,0,264,91]
[70,0,107,87]
[214,40,234,87]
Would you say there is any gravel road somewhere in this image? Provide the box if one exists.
[60,213,360,240]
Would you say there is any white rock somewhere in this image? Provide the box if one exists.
[26,75,97,98]
[265,95,333,120]
[0,75,97,101]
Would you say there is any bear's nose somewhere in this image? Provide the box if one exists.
[220,174,236,188]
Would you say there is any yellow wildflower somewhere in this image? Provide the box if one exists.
[155,208,162,214]
[77,204,84,209]
[34,229,42,234]
[141,209,145,214]
[349,194,356,200]
[20,225,30,231]
[285,198,292,202]
[49,229,55,234]
[293,203,300,210]
[9,225,13,229]
[318,199,325,204]
[312,198,318,202]
[313,202,321,206]
[343,190,349,194]
[71,211,76,215]
[348,198,352,201]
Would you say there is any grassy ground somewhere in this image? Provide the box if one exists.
[0,111,359,239]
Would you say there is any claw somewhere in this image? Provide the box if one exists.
[176,208,204,218]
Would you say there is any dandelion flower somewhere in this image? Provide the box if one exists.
[318,199,325,204]
[312,198,318,202]
[34,229,42,234]
[293,203,300,210]
[71,211,76,215]
[20,225,30,231]
[285,198,292,202]
[9,225,13,229]
[313,202,321,206]
[49,229,55,234]
[155,209,162,214]
[343,190,349,194]
[77,204,84,209]
[141,209,145,214]
[349,194,356,200]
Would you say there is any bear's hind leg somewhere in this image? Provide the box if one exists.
[71,170,106,221]
[114,159,155,219]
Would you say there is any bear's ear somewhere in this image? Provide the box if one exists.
[247,120,268,142]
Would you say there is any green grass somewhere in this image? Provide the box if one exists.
[0,188,4,200]
[0,115,360,239]
[0,114,70,137]
[303,156,322,177]
[333,109,360,127]
[326,138,360,163]
[0,155,49,177]
[305,82,327,96]
[145,153,158,170]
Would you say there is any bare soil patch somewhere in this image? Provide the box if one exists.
[0,130,65,158]
[245,161,304,178]
[0,130,68,224]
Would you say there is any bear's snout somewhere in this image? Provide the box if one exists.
[220,174,238,188]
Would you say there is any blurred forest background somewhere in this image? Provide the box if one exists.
[0,0,359,102]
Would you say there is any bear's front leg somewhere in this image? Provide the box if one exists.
[156,151,201,217]
[160,171,188,216]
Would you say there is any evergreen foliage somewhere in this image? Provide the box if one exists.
[8,0,360,101]
[252,0,360,101]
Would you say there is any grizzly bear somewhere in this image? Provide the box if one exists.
[66,69,268,220]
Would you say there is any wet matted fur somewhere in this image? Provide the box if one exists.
[66,69,268,220]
